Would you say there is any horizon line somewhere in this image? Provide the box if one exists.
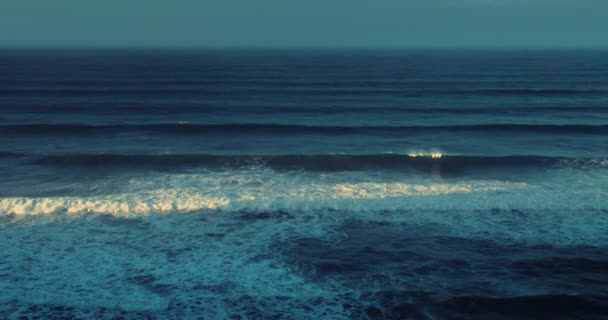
[1,44,608,51]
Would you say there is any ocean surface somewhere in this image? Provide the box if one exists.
[0,49,607,319]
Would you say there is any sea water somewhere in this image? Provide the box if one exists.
[0,49,607,319]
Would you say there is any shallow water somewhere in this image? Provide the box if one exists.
[1,49,607,319]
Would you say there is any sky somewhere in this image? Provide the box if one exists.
[1,0,607,48]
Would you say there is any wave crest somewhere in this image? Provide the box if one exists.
[0,181,523,216]
[23,153,608,173]
[3,123,608,135]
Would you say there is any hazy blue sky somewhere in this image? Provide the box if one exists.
[1,0,607,48]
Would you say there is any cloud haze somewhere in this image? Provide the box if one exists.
[1,0,606,47]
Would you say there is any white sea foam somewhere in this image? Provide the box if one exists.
[1,163,606,217]
[407,152,443,158]
[2,169,607,316]
[0,191,229,216]
[0,177,524,216]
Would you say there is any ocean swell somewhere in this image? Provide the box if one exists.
[0,180,523,216]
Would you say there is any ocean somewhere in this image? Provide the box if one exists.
[0,49,607,319]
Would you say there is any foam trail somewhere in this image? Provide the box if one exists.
[407,152,443,159]
[0,190,229,216]
[0,181,524,216]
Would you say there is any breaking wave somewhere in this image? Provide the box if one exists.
[0,180,526,216]
[2,123,608,135]
[21,153,608,172]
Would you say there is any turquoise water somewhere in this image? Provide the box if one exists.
[0,49,607,319]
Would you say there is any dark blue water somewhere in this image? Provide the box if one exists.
[1,49,607,319]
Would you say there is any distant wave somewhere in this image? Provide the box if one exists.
[15,153,608,172]
[2,123,608,135]
[1,88,607,97]
[466,88,608,96]
[4,77,608,87]
[5,104,608,116]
